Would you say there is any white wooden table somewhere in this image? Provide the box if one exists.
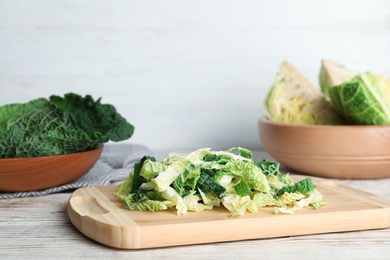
[1,149,390,259]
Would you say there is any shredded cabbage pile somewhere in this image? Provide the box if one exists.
[115,147,327,217]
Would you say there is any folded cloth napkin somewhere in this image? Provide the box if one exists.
[0,143,152,199]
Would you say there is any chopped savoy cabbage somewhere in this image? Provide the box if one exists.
[115,147,327,217]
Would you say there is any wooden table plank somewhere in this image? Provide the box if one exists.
[1,149,390,259]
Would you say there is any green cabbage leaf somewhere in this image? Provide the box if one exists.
[0,93,134,158]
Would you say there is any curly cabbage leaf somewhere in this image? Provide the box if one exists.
[227,147,253,159]
[223,160,269,192]
[233,179,252,197]
[246,192,269,213]
[0,93,134,158]
[273,177,316,198]
[265,61,346,125]
[275,190,326,214]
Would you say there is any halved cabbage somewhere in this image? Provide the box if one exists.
[265,61,346,125]
[319,59,390,124]
[319,59,358,99]
[328,72,390,124]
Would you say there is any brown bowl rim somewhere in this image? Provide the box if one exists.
[260,116,390,129]
[0,144,104,161]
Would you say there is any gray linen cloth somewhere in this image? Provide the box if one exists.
[0,143,152,199]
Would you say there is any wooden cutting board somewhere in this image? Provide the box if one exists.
[67,175,390,249]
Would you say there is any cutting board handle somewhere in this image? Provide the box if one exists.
[69,195,110,217]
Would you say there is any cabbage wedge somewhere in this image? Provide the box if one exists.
[265,61,346,125]
[328,72,390,124]
[320,59,390,124]
[319,59,358,99]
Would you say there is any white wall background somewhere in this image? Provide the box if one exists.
[1,0,389,152]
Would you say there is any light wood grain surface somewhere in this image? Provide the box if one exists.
[1,149,390,259]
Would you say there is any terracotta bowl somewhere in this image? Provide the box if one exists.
[259,117,390,179]
[0,146,103,192]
